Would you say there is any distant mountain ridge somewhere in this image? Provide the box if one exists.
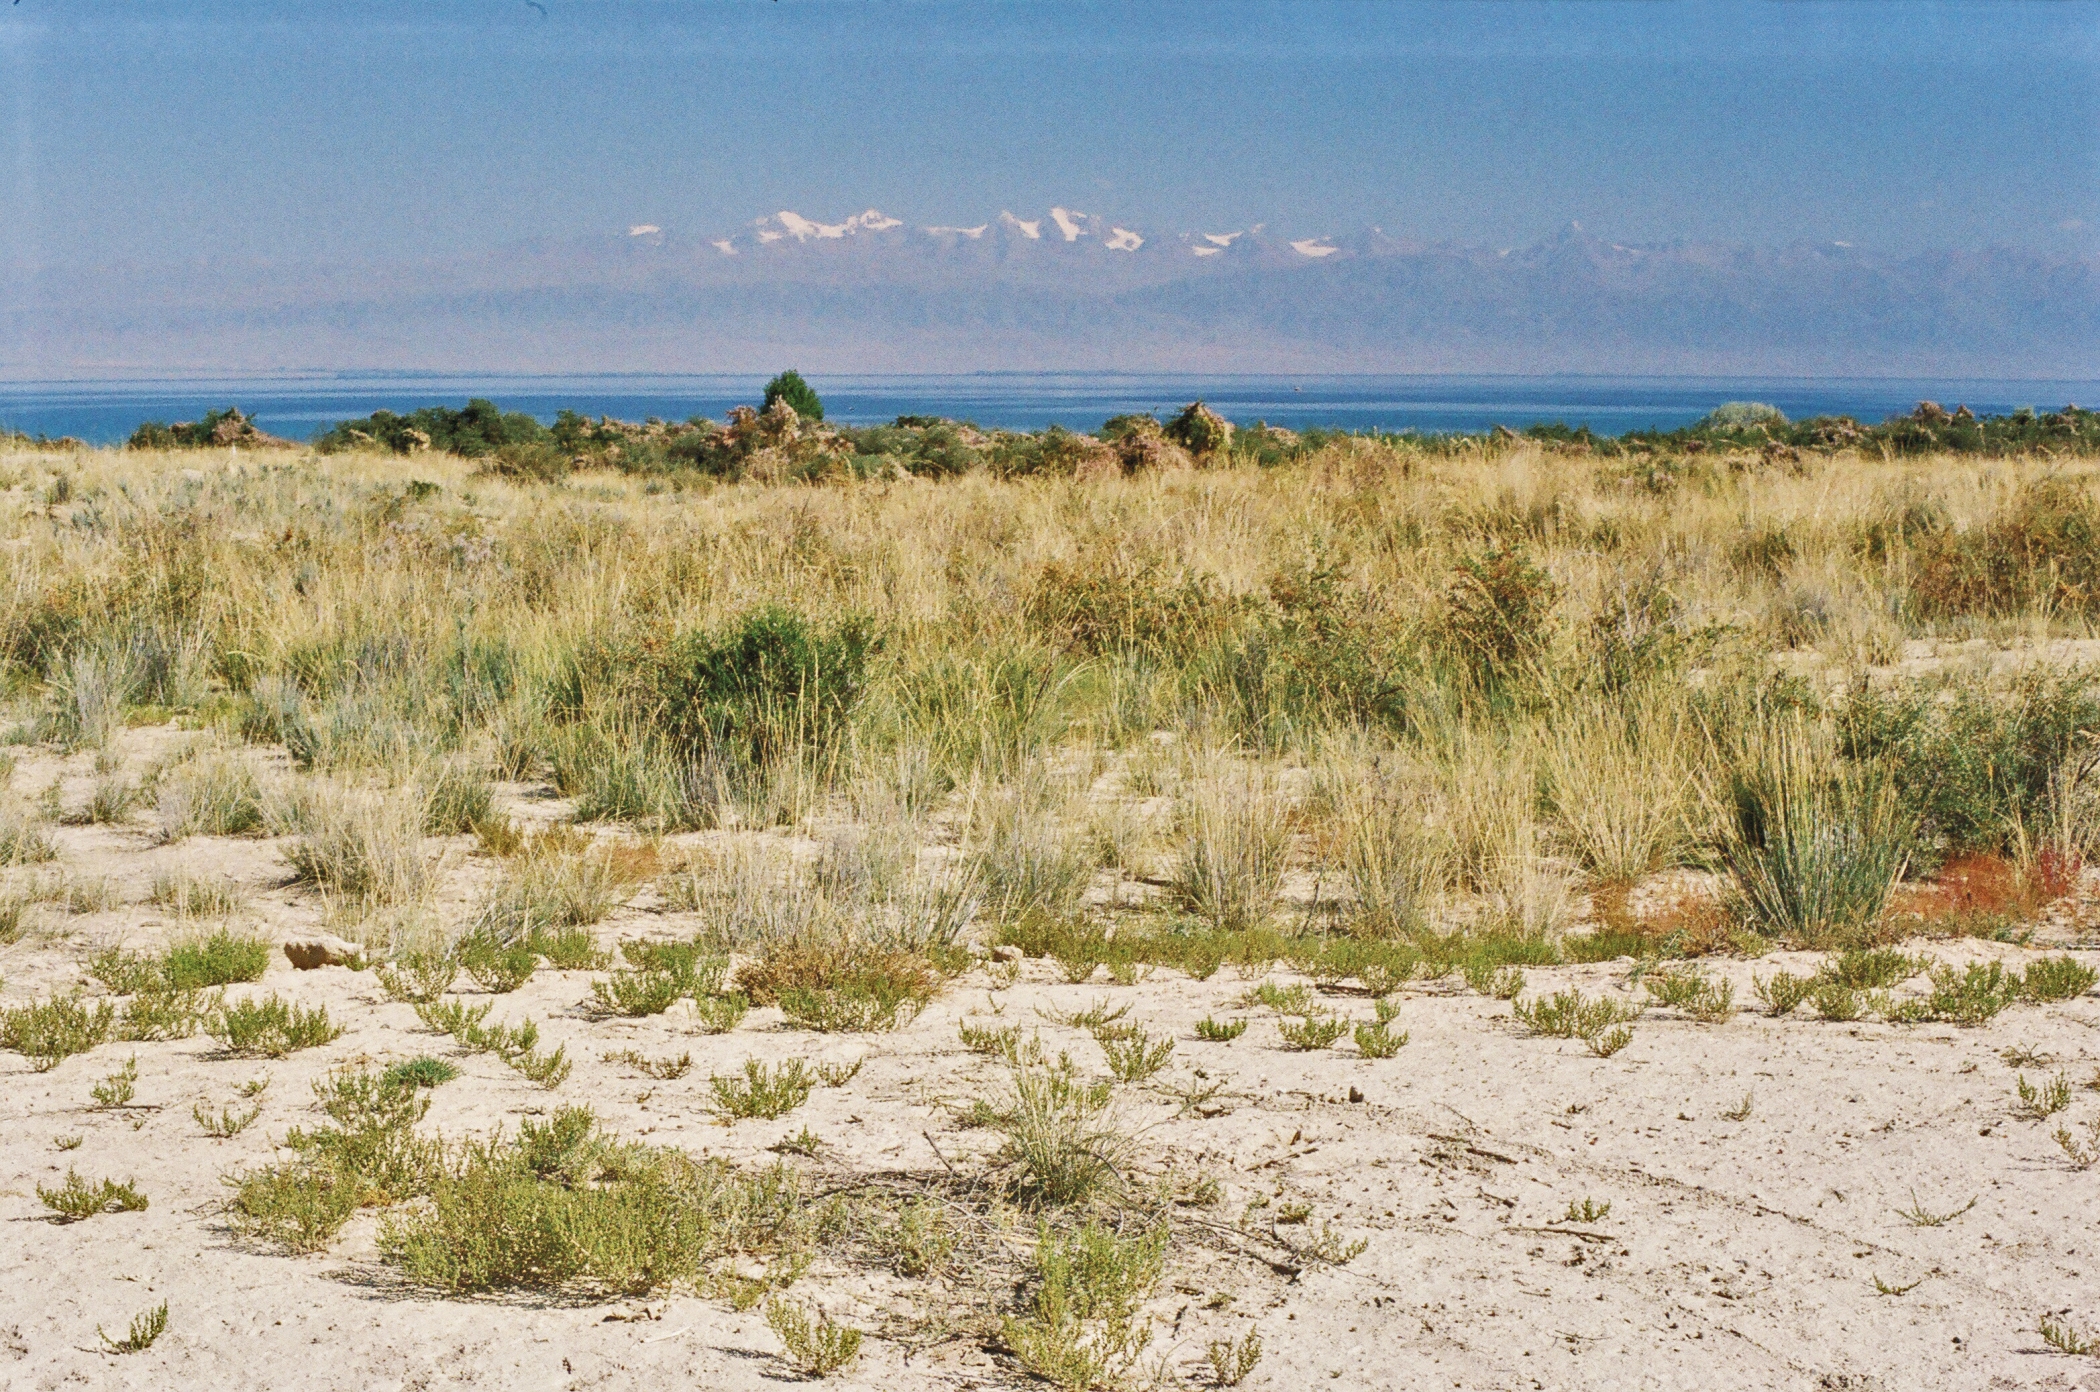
[3,210,2093,377]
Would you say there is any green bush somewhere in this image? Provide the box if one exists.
[314,398,549,457]
[208,996,343,1057]
[163,929,273,990]
[762,371,824,422]
[1,995,116,1070]
[1838,674,2100,865]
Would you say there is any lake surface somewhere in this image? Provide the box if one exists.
[2,373,2094,446]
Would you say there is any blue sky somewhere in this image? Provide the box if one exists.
[2,0,2094,270]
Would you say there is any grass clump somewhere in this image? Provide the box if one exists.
[90,1056,138,1108]
[981,1053,1132,1207]
[375,948,458,1002]
[709,1058,817,1121]
[1716,723,1911,948]
[38,1169,148,1221]
[150,872,249,919]
[1195,1016,1247,1043]
[1098,1027,1174,1083]
[1172,768,1291,932]
[208,995,343,1057]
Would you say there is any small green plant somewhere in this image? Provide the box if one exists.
[117,985,215,1043]
[1195,1016,1248,1043]
[1808,979,1863,1022]
[1204,1331,1264,1387]
[1353,1017,1408,1058]
[509,1042,571,1088]
[1561,1197,1612,1224]
[209,996,342,1057]
[690,991,750,1034]
[1511,990,1642,1048]
[764,1297,860,1377]
[588,967,683,1018]
[38,1169,148,1221]
[90,1056,138,1109]
[961,1019,1023,1056]
[1896,1190,1977,1227]
[192,1100,263,1138]
[375,949,457,1003]
[1001,1221,1165,1391]
[162,929,272,990]
[603,1049,692,1080]
[457,931,538,994]
[2018,1072,2074,1121]
[1872,1274,1921,1297]
[814,1057,863,1088]
[1275,1015,1347,1051]
[2023,956,2099,1003]
[2056,1116,2100,1169]
[1643,967,1735,1022]
[1721,1092,1755,1121]
[98,1301,167,1355]
[1751,971,1814,1017]
[1,993,116,1070]
[383,1056,461,1089]
[772,1126,824,1157]
[1586,1025,1634,1057]
[878,1196,955,1277]
[1924,960,2021,1025]
[710,1058,817,1120]
[1246,981,1318,1016]
[2041,1314,2099,1356]
[55,1133,82,1150]
[1099,1027,1174,1082]
[1825,948,1922,990]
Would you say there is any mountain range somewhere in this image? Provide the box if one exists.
[3,209,2094,377]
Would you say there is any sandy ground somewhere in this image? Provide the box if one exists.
[6,741,2100,1390]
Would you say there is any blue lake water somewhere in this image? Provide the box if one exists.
[1,373,2094,446]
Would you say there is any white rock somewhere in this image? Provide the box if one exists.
[284,934,364,970]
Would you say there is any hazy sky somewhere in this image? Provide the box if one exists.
[2,0,2094,271]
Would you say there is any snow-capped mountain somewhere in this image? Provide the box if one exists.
[2,210,2093,377]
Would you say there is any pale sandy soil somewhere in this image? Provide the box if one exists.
[6,737,2100,1391]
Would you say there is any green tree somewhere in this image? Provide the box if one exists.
[762,371,824,422]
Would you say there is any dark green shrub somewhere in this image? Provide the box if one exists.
[650,608,874,777]
[1838,674,2100,865]
[762,370,823,422]
[313,399,549,457]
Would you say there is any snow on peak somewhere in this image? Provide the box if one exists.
[711,239,737,256]
[999,211,1043,240]
[1202,232,1241,247]
[928,224,990,239]
[1105,226,1142,251]
[1290,238,1339,258]
[1049,207,1088,242]
[627,224,661,238]
[768,209,902,242]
